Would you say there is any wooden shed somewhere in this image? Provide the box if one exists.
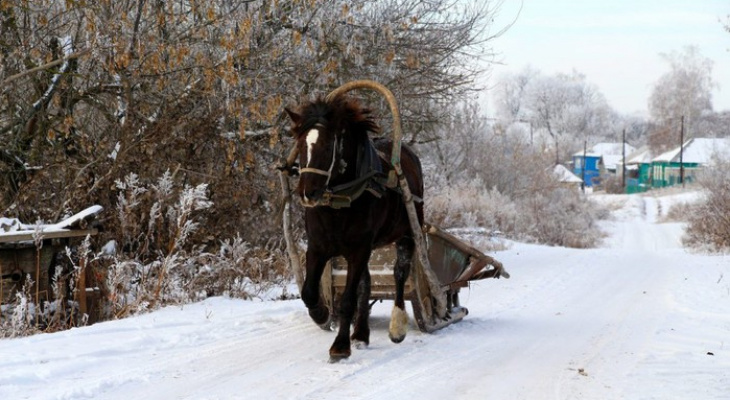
[553,164,584,190]
[0,206,102,323]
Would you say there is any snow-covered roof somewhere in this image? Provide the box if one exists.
[572,142,636,158]
[0,205,103,242]
[602,154,624,170]
[553,164,583,183]
[591,142,636,156]
[625,147,653,164]
[653,138,730,164]
[572,151,601,158]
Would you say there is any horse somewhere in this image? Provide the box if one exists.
[284,94,424,362]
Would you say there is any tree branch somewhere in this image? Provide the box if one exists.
[0,48,91,87]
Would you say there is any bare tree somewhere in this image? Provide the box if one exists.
[493,66,538,123]
[648,45,716,152]
[495,69,613,164]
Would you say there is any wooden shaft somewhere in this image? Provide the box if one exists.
[397,171,447,319]
[278,171,304,291]
[284,144,299,171]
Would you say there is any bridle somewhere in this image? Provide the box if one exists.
[293,124,391,209]
[299,128,338,188]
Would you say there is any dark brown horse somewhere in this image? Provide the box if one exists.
[285,95,424,362]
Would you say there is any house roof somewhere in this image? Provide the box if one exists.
[572,143,636,166]
[653,138,730,164]
[553,164,583,184]
[591,142,636,156]
[603,154,624,170]
[625,147,653,164]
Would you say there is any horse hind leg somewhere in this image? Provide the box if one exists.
[389,237,414,343]
[351,269,371,348]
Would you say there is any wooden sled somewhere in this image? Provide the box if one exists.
[321,223,509,332]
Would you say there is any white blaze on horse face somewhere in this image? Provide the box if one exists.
[305,129,319,168]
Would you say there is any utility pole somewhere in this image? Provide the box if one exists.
[582,140,587,193]
[679,115,685,187]
[622,129,626,192]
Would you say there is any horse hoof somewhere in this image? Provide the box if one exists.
[388,306,409,344]
[318,318,337,332]
[308,306,331,326]
[389,332,405,343]
[352,339,369,350]
[350,327,370,345]
[328,349,351,363]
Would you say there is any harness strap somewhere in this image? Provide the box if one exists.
[298,167,330,177]
[297,136,422,208]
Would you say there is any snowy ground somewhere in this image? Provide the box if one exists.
[1,190,729,400]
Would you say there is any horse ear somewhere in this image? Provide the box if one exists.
[284,107,302,125]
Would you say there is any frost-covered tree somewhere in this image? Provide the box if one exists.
[423,99,604,248]
[648,46,716,152]
[493,66,539,124]
[495,69,613,164]
[0,0,502,247]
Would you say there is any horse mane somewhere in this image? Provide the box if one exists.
[294,95,381,138]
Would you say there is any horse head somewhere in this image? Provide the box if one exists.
[285,96,379,208]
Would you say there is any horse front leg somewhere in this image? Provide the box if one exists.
[329,246,371,362]
[390,237,414,343]
[301,249,332,329]
[351,268,371,348]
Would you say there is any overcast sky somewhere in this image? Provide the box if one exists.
[485,0,730,116]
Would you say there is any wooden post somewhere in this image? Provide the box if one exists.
[35,245,41,328]
[622,129,627,191]
[78,257,87,318]
[581,140,587,193]
[679,115,685,187]
[0,260,3,325]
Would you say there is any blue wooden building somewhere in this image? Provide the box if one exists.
[572,152,602,187]
[573,143,636,187]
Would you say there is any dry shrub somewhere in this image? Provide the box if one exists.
[662,201,695,223]
[602,174,625,194]
[428,179,518,233]
[0,277,40,338]
[427,177,604,248]
[99,173,292,320]
[517,188,604,248]
[684,160,730,251]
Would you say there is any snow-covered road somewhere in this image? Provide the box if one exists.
[1,191,728,400]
